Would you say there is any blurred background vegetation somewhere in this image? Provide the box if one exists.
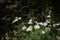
[0,0,60,40]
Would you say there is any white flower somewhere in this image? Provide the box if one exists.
[43,22,48,26]
[12,18,18,23]
[28,19,33,24]
[47,15,51,18]
[22,26,27,30]
[34,24,40,29]
[18,17,21,20]
[28,21,33,24]
[38,22,44,25]
[29,19,32,22]
[37,22,48,26]
[12,17,21,23]
[26,26,33,32]
[41,31,45,34]
[56,23,60,26]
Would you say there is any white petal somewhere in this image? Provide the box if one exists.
[18,17,21,20]
[56,23,60,26]
[14,19,18,21]
[29,19,32,22]
[12,19,18,23]
[12,21,15,23]
[22,26,27,30]
[47,15,51,18]
[39,22,44,25]
[43,22,48,26]
[28,21,33,24]
[15,17,18,19]
[34,25,40,29]
[26,26,33,32]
